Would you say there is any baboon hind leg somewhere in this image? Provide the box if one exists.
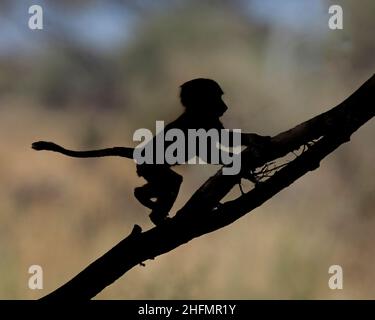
[135,165,183,225]
[149,184,181,226]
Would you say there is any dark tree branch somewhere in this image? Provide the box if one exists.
[41,75,375,300]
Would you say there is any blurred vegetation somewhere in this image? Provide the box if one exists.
[0,0,374,299]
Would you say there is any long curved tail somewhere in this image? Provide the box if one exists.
[32,141,134,159]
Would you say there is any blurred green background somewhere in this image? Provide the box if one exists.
[0,0,374,299]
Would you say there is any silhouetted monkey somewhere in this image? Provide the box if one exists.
[33,78,270,225]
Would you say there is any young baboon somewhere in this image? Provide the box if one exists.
[33,78,270,225]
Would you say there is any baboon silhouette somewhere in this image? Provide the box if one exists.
[32,78,270,225]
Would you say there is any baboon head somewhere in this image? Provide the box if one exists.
[180,78,228,117]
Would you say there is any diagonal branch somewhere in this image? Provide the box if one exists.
[41,74,375,300]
